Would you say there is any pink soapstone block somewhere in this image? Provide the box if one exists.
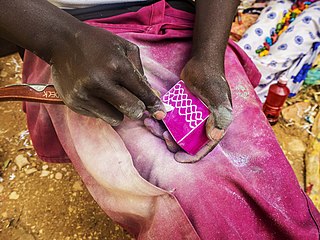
[162,80,210,155]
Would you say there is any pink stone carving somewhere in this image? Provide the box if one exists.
[162,80,210,155]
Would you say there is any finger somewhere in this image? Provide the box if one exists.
[163,131,180,153]
[84,97,124,126]
[143,118,166,138]
[125,43,144,75]
[182,75,233,139]
[96,85,146,120]
[174,140,218,163]
[67,104,97,118]
[206,105,232,142]
[120,61,166,120]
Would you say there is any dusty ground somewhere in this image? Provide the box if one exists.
[0,55,132,240]
[0,54,319,240]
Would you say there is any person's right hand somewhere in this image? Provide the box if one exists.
[51,24,166,125]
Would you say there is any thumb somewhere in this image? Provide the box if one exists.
[126,42,144,75]
[206,105,232,142]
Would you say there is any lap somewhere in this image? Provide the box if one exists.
[22,2,320,239]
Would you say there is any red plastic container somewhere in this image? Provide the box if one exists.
[263,77,290,124]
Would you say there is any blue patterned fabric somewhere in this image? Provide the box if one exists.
[237,0,320,102]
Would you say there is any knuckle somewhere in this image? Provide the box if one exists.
[122,100,145,119]
[107,118,123,126]
[109,59,121,72]
[109,58,131,75]
[64,89,87,106]
[73,85,89,101]
[128,42,139,53]
[132,44,140,54]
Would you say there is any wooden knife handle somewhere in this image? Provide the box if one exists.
[0,84,64,104]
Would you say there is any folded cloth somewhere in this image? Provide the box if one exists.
[22,0,320,239]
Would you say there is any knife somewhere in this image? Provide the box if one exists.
[0,84,174,112]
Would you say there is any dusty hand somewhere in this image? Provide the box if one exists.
[51,24,166,125]
[144,57,232,163]
[181,56,233,142]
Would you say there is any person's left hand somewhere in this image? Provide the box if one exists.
[144,56,233,163]
[181,56,233,142]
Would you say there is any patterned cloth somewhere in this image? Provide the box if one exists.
[238,0,320,102]
[22,1,320,239]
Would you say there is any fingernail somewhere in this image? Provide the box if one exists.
[153,111,166,120]
[163,131,180,153]
[210,128,224,142]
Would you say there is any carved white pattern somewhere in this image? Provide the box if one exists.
[163,83,205,129]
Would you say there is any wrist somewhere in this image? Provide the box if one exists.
[190,52,225,74]
[43,21,85,64]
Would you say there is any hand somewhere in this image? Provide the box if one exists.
[144,117,219,163]
[181,56,233,142]
[51,24,166,125]
[144,57,232,163]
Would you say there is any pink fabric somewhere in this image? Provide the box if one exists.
[22,1,320,239]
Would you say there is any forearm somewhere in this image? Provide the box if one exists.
[0,0,84,63]
[192,0,240,72]
[0,38,19,57]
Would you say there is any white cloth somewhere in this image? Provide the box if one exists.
[237,0,320,102]
[48,0,147,8]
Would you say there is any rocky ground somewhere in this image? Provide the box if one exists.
[0,54,319,240]
[0,55,132,240]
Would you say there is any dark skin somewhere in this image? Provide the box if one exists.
[0,0,239,162]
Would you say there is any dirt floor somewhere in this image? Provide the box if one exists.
[0,54,319,239]
[0,55,133,240]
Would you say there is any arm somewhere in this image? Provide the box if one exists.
[192,0,240,75]
[0,38,19,57]
[177,0,240,162]
[0,0,166,124]
[0,0,82,63]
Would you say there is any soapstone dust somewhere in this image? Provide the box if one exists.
[0,53,319,239]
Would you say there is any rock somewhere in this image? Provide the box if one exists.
[282,102,310,124]
[72,181,83,191]
[68,206,73,213]
[0,184,3,193]
[305,111,320,209]
[40,170,50,177]
[9,191,19,200]
[55,172,63,180]
[287,139,306,153]
[1,212,7,218]
[0,70,8,78]
[14,155,29,170]
[25,168,37,175]
[42,165,49,170]
[9,173,16,181]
